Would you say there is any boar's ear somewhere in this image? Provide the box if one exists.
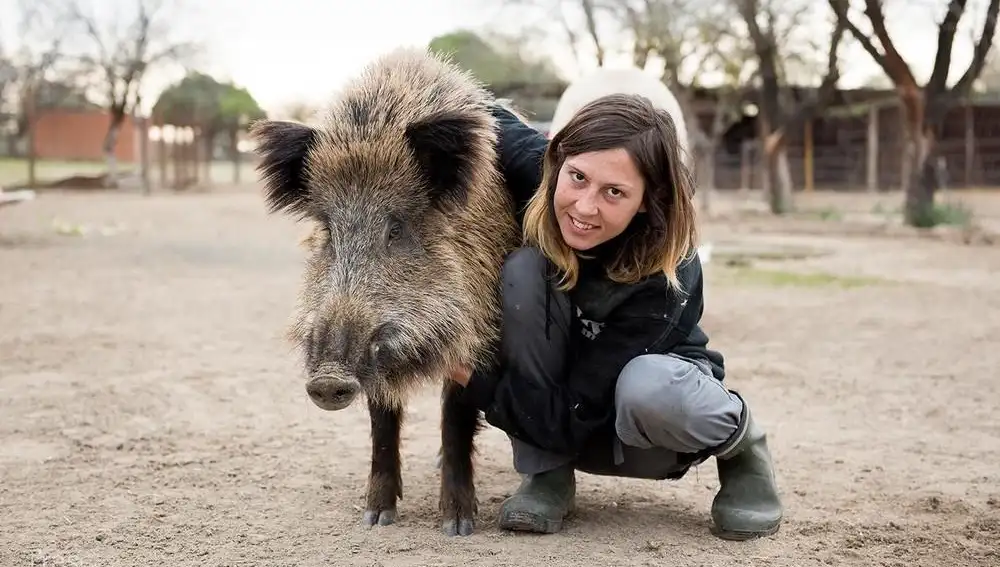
[249,119,318,216]
[404,110,481,209]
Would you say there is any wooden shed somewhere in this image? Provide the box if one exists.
[687,86,1000,191]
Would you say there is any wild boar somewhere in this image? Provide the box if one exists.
[249,48,519,537]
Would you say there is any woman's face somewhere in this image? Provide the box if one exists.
[552,148,647,251]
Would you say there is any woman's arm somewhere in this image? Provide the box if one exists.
[490,104,549,219]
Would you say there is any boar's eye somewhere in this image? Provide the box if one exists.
[383,216,420,255]
[385,217,408,247]
[387,220,402,242]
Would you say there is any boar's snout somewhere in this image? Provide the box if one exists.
[306,374,361,411]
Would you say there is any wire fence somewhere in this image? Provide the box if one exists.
[6,106,1000,194]
[703,137,1000,193]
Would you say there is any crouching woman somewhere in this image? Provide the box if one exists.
[453,93,783,540]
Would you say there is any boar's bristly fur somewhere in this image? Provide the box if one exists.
[250,47,521,537]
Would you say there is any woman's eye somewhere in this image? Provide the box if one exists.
[571,171,585,182]
[606,187,622,198]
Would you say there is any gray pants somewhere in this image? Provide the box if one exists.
[511,353,744,479]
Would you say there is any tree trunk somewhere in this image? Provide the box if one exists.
[139,116,150,195]
[25,84,36,189]
[757,115,794,215]
[103,114,124,188]
[202,131,215,184]
[696,141,717,216]
[893,86,923,218]
[897,105,912,194]
[903,129,937,226]
[767,145,795,214]
[230,128,240,184]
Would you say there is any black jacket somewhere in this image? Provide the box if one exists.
[465,105,725,456]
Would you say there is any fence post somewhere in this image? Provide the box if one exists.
[804,119,814,192]
[866,105,879,192]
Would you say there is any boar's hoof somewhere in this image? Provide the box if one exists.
[362,507,397,527]
[305,375,361,411]
[442,517,475,537]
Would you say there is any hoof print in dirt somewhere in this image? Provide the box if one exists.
[362,508,397,527]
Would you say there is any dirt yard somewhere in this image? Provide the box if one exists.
[2,187,998,567]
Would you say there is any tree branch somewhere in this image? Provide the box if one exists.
[557,2,583,67]
[765,12,846,153]
[953,0,1000,94]
[67,0,108,66]
[737,0,783,126]
[579,0,606,65]
[861,0,917,87]
[927,0,968,93]
[828,0,887,72]
[798,13,847,120]
[624,3,653,68]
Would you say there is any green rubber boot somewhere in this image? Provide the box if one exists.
[710,395,783,540]
[498,464,576,534]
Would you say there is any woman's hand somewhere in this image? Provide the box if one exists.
[447,364,473,387]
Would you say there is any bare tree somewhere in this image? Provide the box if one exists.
[829,0,1000,226]
[736,0,846,214]
[63,0,198,186]
[2,0,71,186]
[622,0,843,213]
[498,0,619,72]
[0,50,17,122]
[579,0,607,65]
[691,19,759,213]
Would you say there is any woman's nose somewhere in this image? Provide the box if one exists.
[574,189,600,215]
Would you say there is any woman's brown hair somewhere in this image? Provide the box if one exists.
[522,92,698,291]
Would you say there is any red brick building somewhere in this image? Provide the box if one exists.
[31,109,138,162]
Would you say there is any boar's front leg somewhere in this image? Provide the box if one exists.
[363,398,403,527]
[439,380,480,536]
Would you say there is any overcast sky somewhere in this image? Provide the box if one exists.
[0,0,991,116]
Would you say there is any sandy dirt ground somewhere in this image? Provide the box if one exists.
[2,187,998,567]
